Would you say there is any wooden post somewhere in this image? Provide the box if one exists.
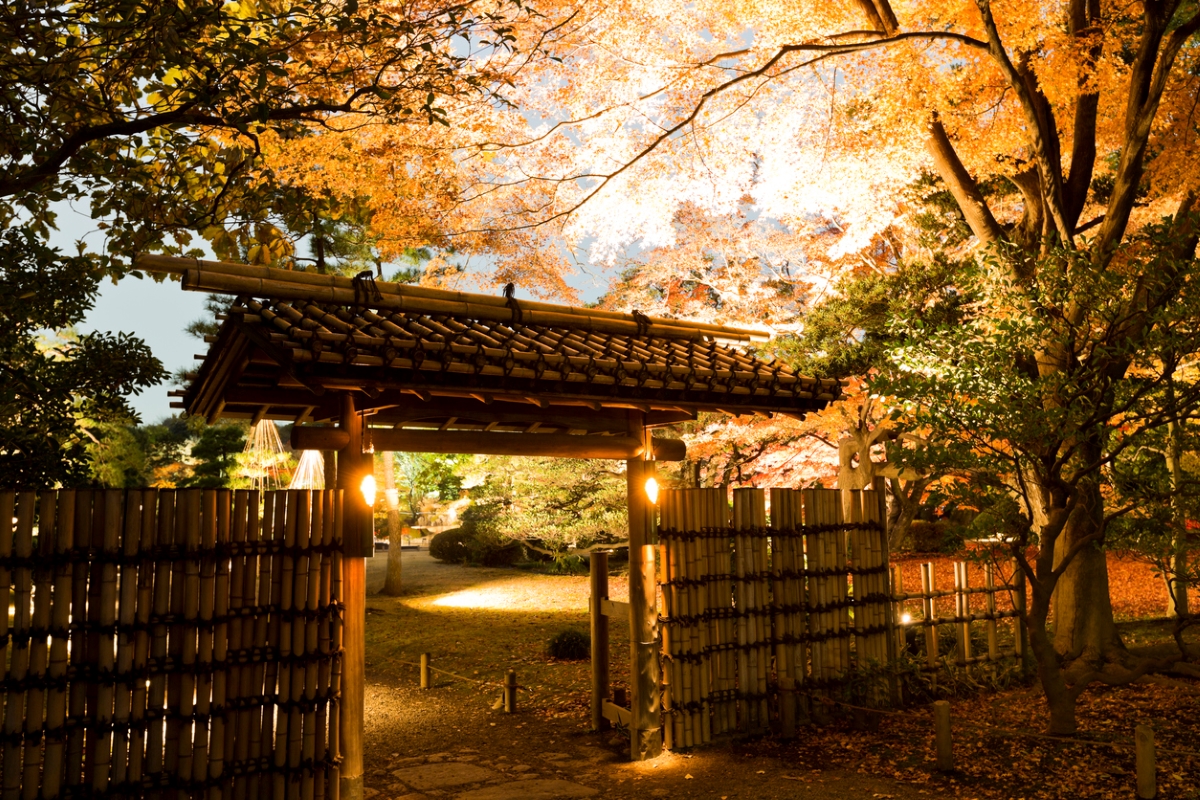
[337,392,370,800]
[340,558,365,800]
[626,418,662,761]
[934,700,953,771]
[590,553,610,731]
[1135,724,1156,799]
[875,477,901,705]
[779,676,797,739]
[503,670,518,713]
[381,451,404,596]
[420,654,431,689]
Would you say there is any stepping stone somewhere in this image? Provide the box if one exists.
[455,779,599,800]
[392,763,499,790]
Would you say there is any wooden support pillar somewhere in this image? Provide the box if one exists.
[337,393,372,800]
[626,413,662,761]
[590,552,610,731]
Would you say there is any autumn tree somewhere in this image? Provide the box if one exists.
[472,0,1200,678]
[463,456,627,561]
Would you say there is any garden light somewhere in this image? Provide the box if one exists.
[901,612,913,625]
[644,476,659,505]
[360,474,377,507]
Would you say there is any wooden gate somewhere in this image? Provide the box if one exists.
[656,485,890,748]
[0,488,344,799]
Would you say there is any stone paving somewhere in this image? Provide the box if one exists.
[369,745,613,800]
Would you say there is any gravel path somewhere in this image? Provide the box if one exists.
[356,551,932,800]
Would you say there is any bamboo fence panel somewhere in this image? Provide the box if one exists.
[891,558,1026,675]
[0,489,343,800]
[656,485,900,745]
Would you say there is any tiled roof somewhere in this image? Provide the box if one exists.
[189,294,841,419]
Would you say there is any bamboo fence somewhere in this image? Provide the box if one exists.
[0,489,344,800]
[891,557,1027,675]
[656,486,891,744]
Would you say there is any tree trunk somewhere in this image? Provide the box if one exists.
[1166,418,1190,618]
[1051,474,1123,662]
[1028,605,1078,735]
[381,451,404,596]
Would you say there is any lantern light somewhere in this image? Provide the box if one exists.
[644,476,659,505]
[901,612,913,625]
[360,474,377,507]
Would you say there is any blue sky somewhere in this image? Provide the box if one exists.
[53,204,208,424]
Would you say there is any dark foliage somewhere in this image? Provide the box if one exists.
[0,229,165,488]
[546,628,590,661]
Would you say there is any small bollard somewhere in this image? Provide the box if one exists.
[934,700,953,771]
[419,653,431,689]
[503,670,518,713]
[779,676,797,739]
[1135,723,1156,799]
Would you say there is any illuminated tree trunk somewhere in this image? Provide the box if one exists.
[1051,482,1121,662]
[381,451,404,596]
[1166,418,1190,619]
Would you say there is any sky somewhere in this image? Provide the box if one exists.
[53,204,208,424]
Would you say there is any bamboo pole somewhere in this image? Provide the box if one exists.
[985,562,999,663]
[832,490,851,678]
[42,490,75,799]
[2,492,36,800]
[163,492,189,784]
[109,491,143,791]
[226,491,252,800]
[589,553,610,732]
[732,492,751,732]
[315,490,337,800]
[680,490,695,748]
[175,491,203,793]
[20,493,56,799]
[210,491,233,799]
[304,493,324,800]
[146,491,175,784]
[0,492,13,797]
[328,490,345,800]
[130,490,158,791]
[695,493,712,745]
[248,493,277,800]
[265,492,290,795]
[921,564,939,676]
[275,491,299,800]
[64,492,93,791]
[656,494,678,749]
[955,562,971,667]
[85,491,122,792]
[287,493,314,800]
[134,254,769,343]
[193,492,217,794]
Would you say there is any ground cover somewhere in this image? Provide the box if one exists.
[359,552,1199,800]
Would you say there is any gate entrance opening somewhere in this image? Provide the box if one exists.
[139,254,838,795]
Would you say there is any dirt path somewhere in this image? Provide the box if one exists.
[358,552,934,800]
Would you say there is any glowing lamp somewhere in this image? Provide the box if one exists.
[644,476,659,505]
[901,612,913,625]
[360,474,377,507]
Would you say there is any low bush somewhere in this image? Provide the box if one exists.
[429,528,472,563]
[547,628,590,661]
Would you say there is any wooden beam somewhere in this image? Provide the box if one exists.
[601,599,630,618]
[602,700,632,728]
[135,253,770,342]
[291,426,687,461]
